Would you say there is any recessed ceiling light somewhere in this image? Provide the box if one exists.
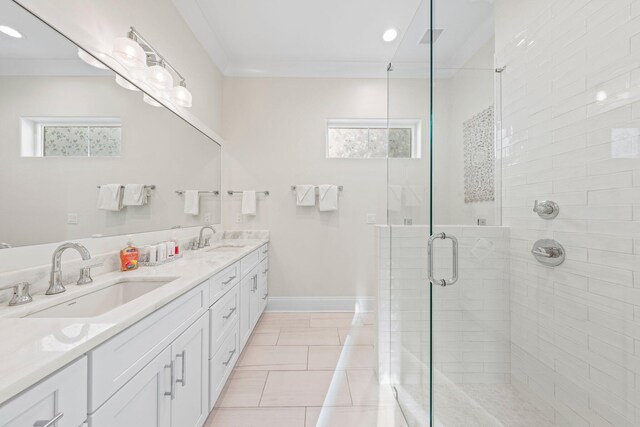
[0,25,23,39]
[382,28,398,43]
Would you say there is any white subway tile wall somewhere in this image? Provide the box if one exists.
[498,0,640,425]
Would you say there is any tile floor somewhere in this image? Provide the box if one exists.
[204,312,408,427]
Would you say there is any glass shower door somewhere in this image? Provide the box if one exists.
[385,0,505,425]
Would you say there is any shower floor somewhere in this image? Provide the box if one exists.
[397,382,555,427]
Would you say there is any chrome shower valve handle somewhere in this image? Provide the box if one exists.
[533,200,559,219]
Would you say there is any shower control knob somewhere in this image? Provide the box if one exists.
[531,239,565,266]
[533,200,559,219]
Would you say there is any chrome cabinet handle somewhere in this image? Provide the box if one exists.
[427,232,459,287]
[165,361,176,399]
[251,275,257,292]
[34,413,63,427]
[222,306,237,319]
[222,275,237,285]
[222,348,236,366]
[176,350,186,387]
[263,268,268,274]
[262,293,268,301]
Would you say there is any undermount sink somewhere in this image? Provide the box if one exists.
[203,244,248,253]
[27,277,177,318]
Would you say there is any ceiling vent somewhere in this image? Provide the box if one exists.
[419,29,444,45]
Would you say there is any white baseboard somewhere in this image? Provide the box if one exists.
[266,296,375,312]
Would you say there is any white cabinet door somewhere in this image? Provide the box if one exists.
[0,357,87,427]
[208,321,239,410]
[90,348,171,427]
[171,313,209,427]
[239,267,257,348]
[258,257,269,313]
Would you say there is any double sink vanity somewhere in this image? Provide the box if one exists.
[0,232,269,427]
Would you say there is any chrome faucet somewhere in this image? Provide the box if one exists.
[47,242,94,295]
[198,225,216,248]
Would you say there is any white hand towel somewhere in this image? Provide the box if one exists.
[318,184,338,212]
[388,185,403,211]
[122,184,147,206]
[242,190,257,215]
[296,185,315,207]
[97,184,123,211]
[184,190,200,215]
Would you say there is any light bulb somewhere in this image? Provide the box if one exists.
[382,28,398,42]
[171,83,193,108]
[0,25,23,39]
[78,48,107,69]
[143,93,162,107]
[145,65,173,90]
[115,74,140,91]
[112,36,146,67]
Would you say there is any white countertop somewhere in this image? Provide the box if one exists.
[0,237,268,406]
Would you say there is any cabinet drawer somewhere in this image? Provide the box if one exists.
[0,357,87,427]
[210,261,240,305]
[89,281,209,412]
[240,249,260,278]
[259,244,268,261]
[209,284,239,357]
[209,321,239,410]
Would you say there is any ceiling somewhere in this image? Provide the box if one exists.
[173,0,495,78]
[0,0,107,75]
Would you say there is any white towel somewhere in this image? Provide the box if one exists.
[318,184,338,212]
[242,190,257,215]
[97,184,123,211]
[296,185,315,207]
[122,184,147,206]
[388,185,403,211]
[184,190,200,215]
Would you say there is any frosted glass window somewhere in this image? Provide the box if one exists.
[20,117,122,158]
[326,119,419,159]
[43,126,121,157]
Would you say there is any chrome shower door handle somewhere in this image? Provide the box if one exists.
[427,232,459,287]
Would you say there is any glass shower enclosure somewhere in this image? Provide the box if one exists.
[380,0,640,426]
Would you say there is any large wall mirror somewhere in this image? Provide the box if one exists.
[0,0,221,248]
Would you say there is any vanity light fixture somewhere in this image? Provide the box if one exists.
[0,25,23,38]
[77,48,108,70]
[112,27,192,108]
[171,81,193,108]
[143,93,162,107]
[382,28,398,42]
[115,74,140,91]
[145,63,173,90]
[112,35,146,67]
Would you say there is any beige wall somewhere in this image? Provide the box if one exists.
[15,0,224,134]
[222,77,389,298]
[440,40,497,225]
[0,75,220,247]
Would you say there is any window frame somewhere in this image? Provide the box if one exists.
[326,118,422,159]
[20,116,122,157]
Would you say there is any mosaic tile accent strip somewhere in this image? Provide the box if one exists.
[463,106,495,203]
